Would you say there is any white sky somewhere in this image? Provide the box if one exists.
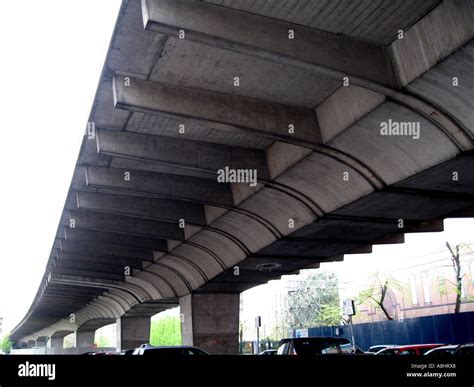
[0,0,121,334]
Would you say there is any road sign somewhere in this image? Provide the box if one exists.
[343,299,355,316]
[255,316,261,328]
[295,328,309,338]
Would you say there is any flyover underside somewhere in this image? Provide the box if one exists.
[11,0,474,351]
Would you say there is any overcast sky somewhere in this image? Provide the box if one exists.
[0,0,121,334]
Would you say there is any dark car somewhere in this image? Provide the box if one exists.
[259,349,277,355]
[276,337,363,355]
[453,343,474,355]
[134,345,209,356]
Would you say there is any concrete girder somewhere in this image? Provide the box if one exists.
[76,318,116,333]
[74,191,265,254]
[56,248,148,270]
[113,74,320,146]
[53,259,126,277]
[85,164,239,206]
[63,227,170,252]
[166,244,224,280]
[328,102,461,185]
[96,296,127,317]
[66,210,188,241]
[96,128,272,180]
[275,151,375,215]
[141,0,399,87]
[389,0,474,86]
[124,276,162,300]
[59,238,154,261]
[156,255,207,289]
[76,190,209,226]
[132,271,177,298]
[52,266,125,282]
[100,292,134,313]
[142,264,192,296]
[406,41,474,140]
[108,288,140,309]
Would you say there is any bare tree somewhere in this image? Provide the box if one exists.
[446,242,464,313]
[358,272,403,320]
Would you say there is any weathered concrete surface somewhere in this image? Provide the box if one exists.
[180,293,239,354]
[116,316,151,351]
[75,331,95,347]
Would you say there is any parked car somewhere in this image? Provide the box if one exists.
[424,345,459,355]
[376,344,444,355]
[133,345,209,356]
[366,345,397,354]
[259,349,277,355]
[453,343,474,355]
[276,337,363,355]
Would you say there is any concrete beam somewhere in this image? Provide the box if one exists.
[64,227,169,252]
[113,75,320,146]
[52,266,125,282]
[67,210,187,241]
[142,0,399,87]
[389,0,474,85]
[316,84,386,142]
[85,165,236,206]
[96,128,271,180]
[76,191,208,226]
[56,249,147,270]
[59,239,155,261]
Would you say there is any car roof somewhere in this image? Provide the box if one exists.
[280,337,348,342]
[396,344,444,349]
[458,342,474,347]
[143,345,202,351]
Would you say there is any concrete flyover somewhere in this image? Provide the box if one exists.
[11,0,474,354]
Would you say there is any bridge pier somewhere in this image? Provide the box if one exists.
[48,337,64,348]
[116,316,151,352]
[75,330,95,347]
[180,293,240,354]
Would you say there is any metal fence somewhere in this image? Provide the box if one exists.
[305,311,474,351]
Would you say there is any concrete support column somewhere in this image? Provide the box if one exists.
[116,316,151,352]
[180,293,240,354]
[36,338,47,348]
[75,330,95,348]
[48,337,64,348]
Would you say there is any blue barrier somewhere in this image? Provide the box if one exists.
[306,311,474,350]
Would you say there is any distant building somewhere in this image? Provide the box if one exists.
[352,251,474,323]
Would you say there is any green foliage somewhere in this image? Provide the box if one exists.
[150,316,182,346]
[95,332,112,348]
[0,334,12,353]
[63,334,75,348]
[319,304,341,327]
[286,271,341,328]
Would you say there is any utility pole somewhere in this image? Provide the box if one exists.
[446,242,463,313]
